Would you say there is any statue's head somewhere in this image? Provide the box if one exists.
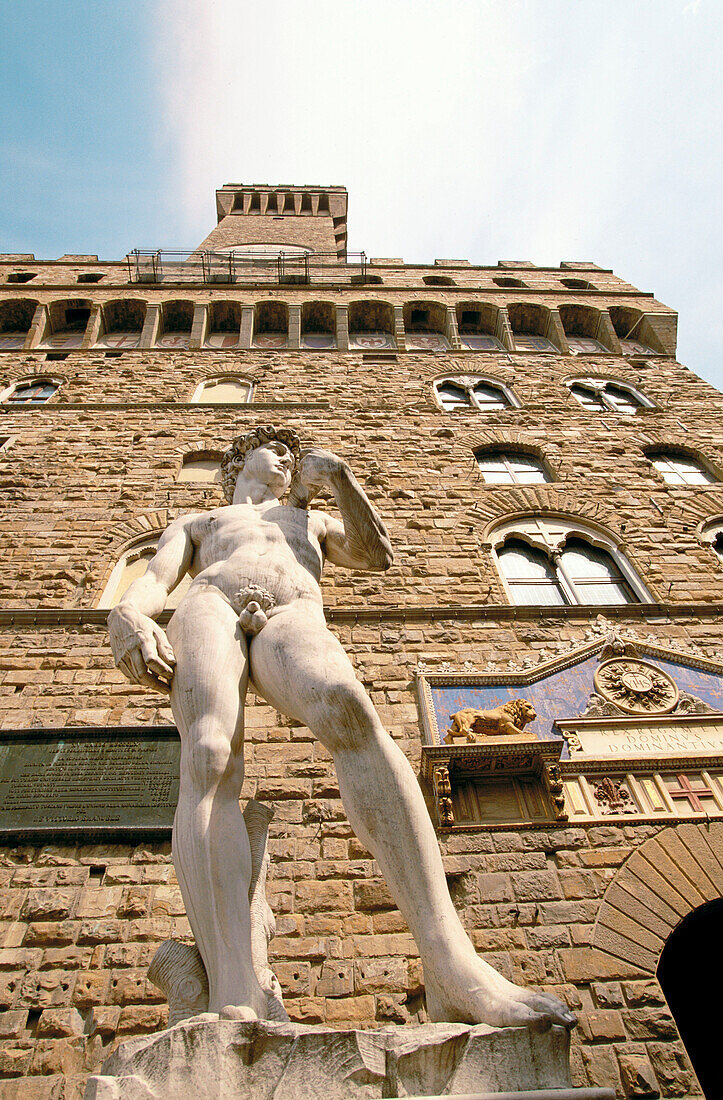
[220,424,302,503]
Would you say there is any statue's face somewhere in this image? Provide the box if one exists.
[242,441,294,496]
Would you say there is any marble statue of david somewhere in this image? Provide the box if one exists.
[108,425,575,1032]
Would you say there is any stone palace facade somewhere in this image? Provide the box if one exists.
[1,183,721,1096]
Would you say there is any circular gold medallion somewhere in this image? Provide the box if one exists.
[593,658,679,716]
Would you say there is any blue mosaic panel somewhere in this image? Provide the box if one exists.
[429,656,723,752]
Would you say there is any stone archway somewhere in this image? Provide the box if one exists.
[593,822,723,975]
[593,822,723,1098]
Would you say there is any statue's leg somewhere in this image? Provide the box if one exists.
[166,588,266,1020]
[250,604,575,1030]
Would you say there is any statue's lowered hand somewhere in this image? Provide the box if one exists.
[108,606,176,695]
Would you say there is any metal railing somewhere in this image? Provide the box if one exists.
[127,250,368,286]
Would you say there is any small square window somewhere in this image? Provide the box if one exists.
[77,273,104,283]
[411,309,429,326]
[45,352,70,362]
[6,272,36,283]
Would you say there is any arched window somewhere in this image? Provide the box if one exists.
[0,299,37,350]
[205,302,241,348]
[1,378,59,404]
[568,377,651,415]
[252,301,288,348]
[498,539,567,605]
[301,302,336,349]
[157,301,194,348]
[475,451,550,484]
[560,278,594,290]
[492,518,647,606]
[508,303,558,352]
[559,305,610,354]
[648,452,716,486]
[403,301,449,350]
[99,538,192,609]
[44,300,92,349]
[177,453,222,483]
[97,300,146,349]
[608,306,660,356]
[456,304,506,351]
[435,376,518,414]
[348,301,395,350]
[191,377,253,404]
[493,277,527,288]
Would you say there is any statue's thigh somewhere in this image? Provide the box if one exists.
[168,589,249,733]
[249,610,367,728]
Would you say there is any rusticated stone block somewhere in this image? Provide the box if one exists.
[352,879,395,911]
[617,1051,660,1097]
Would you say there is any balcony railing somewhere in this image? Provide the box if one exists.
[126,250,369,286]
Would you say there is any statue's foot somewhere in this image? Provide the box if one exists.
[219,1004,259,1021]
[425,954,576,1032]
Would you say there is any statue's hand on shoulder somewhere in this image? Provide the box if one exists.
[289,448,348,506]
[107,605,176,695]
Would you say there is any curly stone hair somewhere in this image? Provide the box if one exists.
[220,424,302,503]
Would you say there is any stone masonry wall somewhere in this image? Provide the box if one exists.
[0,279,717,1098]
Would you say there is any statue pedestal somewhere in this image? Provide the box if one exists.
[84,1017,614,1100]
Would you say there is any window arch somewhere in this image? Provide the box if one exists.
[698,519,723,566]
[647,450,717,486]
[301,301,336,349]
[559,304,610,354]
[253,301,288,348]
[609,306,661,356]
[423,275,456,286]
[475,450,550,485]
[491,517,649,606]
[403,301,449,350]
[559,277,594,290]
[177,452,222,483]
[98,538,192,609]
[0,377,59,404]
[507,303,558,352]
[205,302,242,348]
[44,299,92,349]
[455,303,506,351]
[0,299,37,350]
[191,376,253,404]
[97,300,146,349]
[157,301,194,348]
[567,377,652,415]
[348,300,395,350]
[493,276,527,288]
[434,375,519,414]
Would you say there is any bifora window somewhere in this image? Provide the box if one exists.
[568,378,650,415]
[649,453,716,486]
[435,376,517,413]
[2,379,58,404]
[493,518,647,607]
[475,451,549,485]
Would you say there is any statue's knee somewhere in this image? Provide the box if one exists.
[319,680,377,751]
[186,728,236,788]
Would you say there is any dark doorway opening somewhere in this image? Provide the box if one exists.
[657,896,723,1097]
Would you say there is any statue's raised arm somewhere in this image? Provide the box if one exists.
[293,448,393,572]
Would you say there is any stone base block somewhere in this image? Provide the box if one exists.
[84,1017,615,1100]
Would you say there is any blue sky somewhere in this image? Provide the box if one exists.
[1,0,720,386]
